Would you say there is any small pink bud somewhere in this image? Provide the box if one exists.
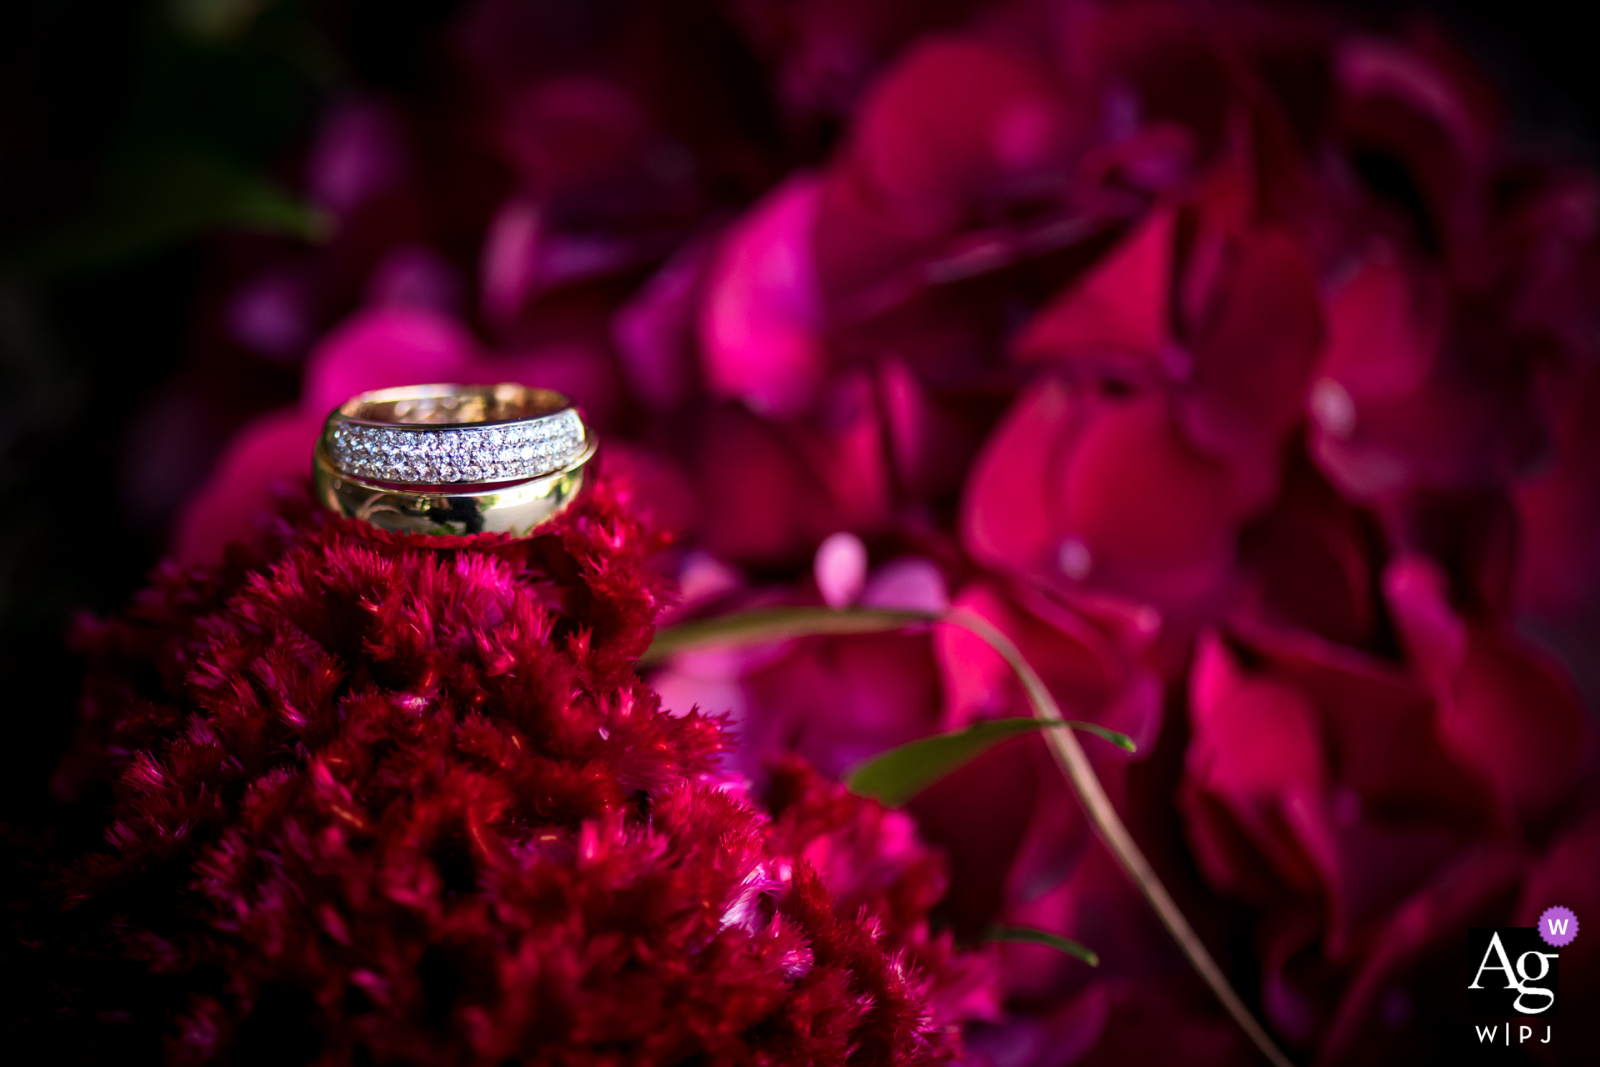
[814,532,868,608]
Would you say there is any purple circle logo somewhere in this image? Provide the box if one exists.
[1538,905,1579,948]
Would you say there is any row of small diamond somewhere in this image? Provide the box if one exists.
[328,410,586,485]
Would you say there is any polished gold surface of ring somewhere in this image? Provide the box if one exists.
[314,383,596,538]
[332,381,567,425]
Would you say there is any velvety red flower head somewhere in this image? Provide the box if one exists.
[58,477,991,1065]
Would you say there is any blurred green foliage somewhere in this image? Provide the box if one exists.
[10,0,334,275]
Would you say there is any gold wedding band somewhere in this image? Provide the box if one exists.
[313,384,596,538]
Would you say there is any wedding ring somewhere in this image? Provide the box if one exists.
[313,384,596,538]
[323,383,586,485]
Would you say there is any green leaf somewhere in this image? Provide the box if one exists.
[984,925,1098,967]
[845,717,1134,808]
[168,0,277,43]
[640,606,932,665]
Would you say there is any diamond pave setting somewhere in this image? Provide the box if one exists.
[328,408,586,485]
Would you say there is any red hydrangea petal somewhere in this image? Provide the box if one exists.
[848,39,1074,238]
[1014,209,1176,376]
[171,408,325,567]
[701,175,828,417]
[1181,228,1325,460]
[1059,396,1242,599]
[303,306,481,417]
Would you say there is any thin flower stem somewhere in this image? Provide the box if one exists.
[645,605,1295,1067]
[942,609,1295,1067]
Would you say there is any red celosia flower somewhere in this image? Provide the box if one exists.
[58,477,989,1065]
